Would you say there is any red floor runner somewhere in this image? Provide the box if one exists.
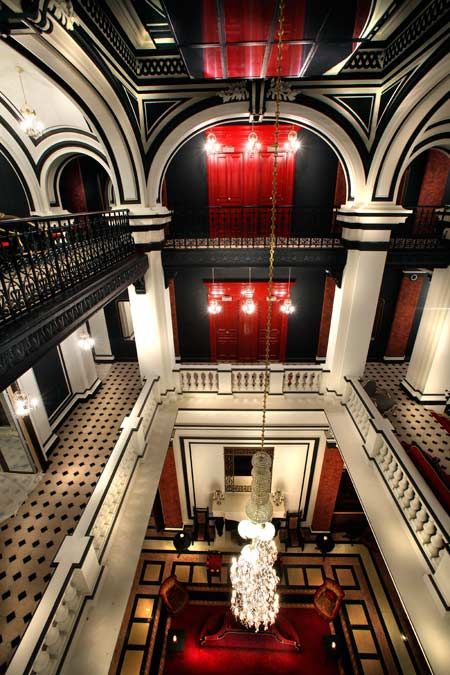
[164,604,340,675]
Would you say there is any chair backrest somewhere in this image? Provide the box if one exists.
[193,507,210,541]
[286,511,302,531]
[363,379,377,397]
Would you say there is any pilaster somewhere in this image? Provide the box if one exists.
[403,266,450,404]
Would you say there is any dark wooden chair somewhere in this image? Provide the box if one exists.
[279,511,304,551]
[159,574,189,615]
[206,552,223,583]
[193,507,215,544]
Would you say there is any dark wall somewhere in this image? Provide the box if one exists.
[104,292,138,360]
[0,150,30,217]
[171,265,325,362]
[368,268,402,360]
[166,136,208,210]
[33,347,70,419]
[59,156,108,213]
[403,154,427,207]
[293,129,338,210]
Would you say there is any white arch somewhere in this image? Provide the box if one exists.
[146,101,366,205]
[0,130,47,214]
[39,145,118,209]
[368,55,449,202]
[15,24,145,204]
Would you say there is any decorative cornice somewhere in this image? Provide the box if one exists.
[0,254,148,390]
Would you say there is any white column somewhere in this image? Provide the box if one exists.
[325,249,387,393]
[403,266,450,403]
[16,369,56,457]
[88,308,114,362]
[59,325,100,396]
[128,252,175,391]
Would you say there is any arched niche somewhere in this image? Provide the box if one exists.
[40,147,118,212]
[146,102,365,206]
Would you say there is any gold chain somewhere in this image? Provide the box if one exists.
[261,0,285,449]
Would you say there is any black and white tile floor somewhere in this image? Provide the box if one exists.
[0,362,141,673]
[364,362,450,471]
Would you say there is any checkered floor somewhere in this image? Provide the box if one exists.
[0,362,141,673]
[364,362,450,471]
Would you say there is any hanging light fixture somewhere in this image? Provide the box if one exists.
[284,129,300,153]
[230,0,286,633]
[207,268,222,314]
[241,267,256,315]
[78,330,95,351]
[16,66,45,139]
[246,130,261,155]
[280,268,295,314]
[13,390,37,417]
[205,132,221,155]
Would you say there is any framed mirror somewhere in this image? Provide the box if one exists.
[224,446,274,492]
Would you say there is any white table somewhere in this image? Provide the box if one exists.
[211,492,285,521]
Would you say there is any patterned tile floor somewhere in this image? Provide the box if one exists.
[364,362,450,471]
[0,362,141,672]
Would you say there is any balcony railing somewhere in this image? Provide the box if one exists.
[0,210,133,327]
[390,204,449,249]
[166,205,342,249]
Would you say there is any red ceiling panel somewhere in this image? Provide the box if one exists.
[224,0,276,78]
[202,0,223,78]
[266,1,306,77]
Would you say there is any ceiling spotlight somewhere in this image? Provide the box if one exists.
[205,132,221,155]
[78,331,95,350]
[284,130,300,153]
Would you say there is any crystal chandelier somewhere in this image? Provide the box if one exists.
[241,267,256,315]
[280,267,296,314]
[230,0,286,633]
[16,67,45,139]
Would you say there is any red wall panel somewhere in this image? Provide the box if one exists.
[158,444,183,528]
[385,274,424,358]
[317,276,336,358]
[417,149,450,206]
[311,445,344,532]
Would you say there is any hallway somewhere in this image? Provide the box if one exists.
[0,363,141,672]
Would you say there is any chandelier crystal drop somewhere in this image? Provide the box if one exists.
[230,539,280,631]
[207,299,222,314]
[241,297,256,315]
[280,297,295,314]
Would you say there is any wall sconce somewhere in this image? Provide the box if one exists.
[280,267,295,314]
[14,390,37,417]
[246,131,261,154]
[207,267,223,314]
[78,331,95,351]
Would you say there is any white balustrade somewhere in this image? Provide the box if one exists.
[175,363,324,394]
[344,377,449,586]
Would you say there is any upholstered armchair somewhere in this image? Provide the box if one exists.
[313,578,345,621]
[159,575,189,615]
[279,511,304,551]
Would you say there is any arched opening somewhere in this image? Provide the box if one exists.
[163,121,348,365]
[58,155,112,213]
[0,149,31,218]
[165,122,347,240]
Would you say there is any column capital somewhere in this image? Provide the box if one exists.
[117,205,172,251]
[337,204,412,250]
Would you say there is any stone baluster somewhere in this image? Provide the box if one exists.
[32,649,52,674]
[45,625,62,658]
[400,486,414,509]
[406,496,421,521]
[412,505,428,532]
[425,532,445,559]
[419,519,436,545]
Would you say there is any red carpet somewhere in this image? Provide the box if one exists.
[164,604,340,675]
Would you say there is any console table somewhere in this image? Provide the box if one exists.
[211,492,285,521]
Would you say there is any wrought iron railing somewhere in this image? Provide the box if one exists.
[390,205,449,249]
[166,205,341,249]
[0,210,133,327]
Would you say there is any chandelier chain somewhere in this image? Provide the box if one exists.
[261,0,285,449]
